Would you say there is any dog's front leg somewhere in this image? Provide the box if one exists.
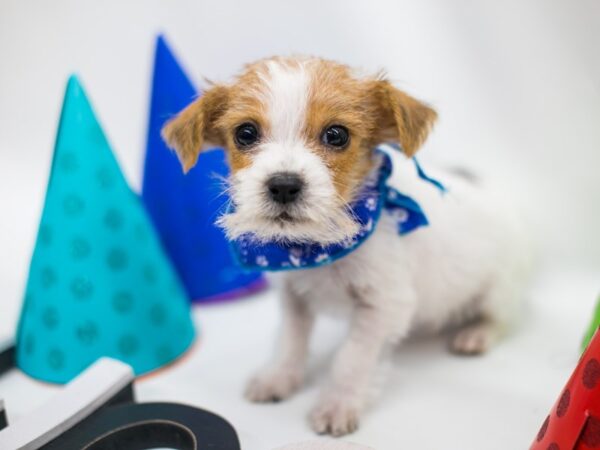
[310,290,416,436]
[245,284,314,402]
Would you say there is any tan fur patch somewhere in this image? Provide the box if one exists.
[161,85,229,173]
[372,80,438,157]
[162,56,437,202]
[212,62,274,172]
[303,60,380,201]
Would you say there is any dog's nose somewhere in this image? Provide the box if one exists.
[267,173,303,204]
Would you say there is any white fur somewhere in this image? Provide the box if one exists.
[218,61,531,436]
[262,60,309,143]
[219,61,359,244]
[219,140,359,244]
[244,151,531,436]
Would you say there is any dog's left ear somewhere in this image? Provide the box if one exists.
[373,81,437,157]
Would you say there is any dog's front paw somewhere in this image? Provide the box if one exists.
[245,367,303,403]
[309,395,361,437]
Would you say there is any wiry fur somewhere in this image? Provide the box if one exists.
[217,140,360,244]
[162,56,531,437]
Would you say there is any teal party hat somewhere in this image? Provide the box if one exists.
[15,76,196,384]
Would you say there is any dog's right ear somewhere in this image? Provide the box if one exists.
[161,85,229,173]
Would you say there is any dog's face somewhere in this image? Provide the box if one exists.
[163,56,436,244]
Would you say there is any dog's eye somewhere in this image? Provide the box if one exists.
[321,125,350,149]
[234,123,260,148]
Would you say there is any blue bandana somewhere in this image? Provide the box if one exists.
[229,148,445,272]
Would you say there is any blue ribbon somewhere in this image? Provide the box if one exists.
[386,142,447,194]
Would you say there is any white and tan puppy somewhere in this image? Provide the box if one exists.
[162,56,530,436]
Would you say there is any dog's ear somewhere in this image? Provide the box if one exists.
[161,85,229,173]
[373,81,437,157]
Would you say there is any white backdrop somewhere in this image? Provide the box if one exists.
[0,1,599,448]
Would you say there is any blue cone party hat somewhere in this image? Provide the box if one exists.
[15,76,196,384]
[142,36,266,302]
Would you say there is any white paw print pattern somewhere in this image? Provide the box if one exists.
[289,247,303,267]
[365,197,377,211]
[289,254,302,267]
[315,253,330,263]
[255,255,269,267]
[362,218,374,233]
[390,208,409,223]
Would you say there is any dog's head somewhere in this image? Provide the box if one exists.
[162,56,436,244]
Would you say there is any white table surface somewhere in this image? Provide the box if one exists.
[0,263,598,450]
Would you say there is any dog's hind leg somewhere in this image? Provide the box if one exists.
[449,271,525,356]
[449,318,502,355]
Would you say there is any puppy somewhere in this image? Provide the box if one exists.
[162,56,530,436]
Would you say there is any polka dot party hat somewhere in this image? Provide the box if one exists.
[15,75,196,384]
[141,36,266,303]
